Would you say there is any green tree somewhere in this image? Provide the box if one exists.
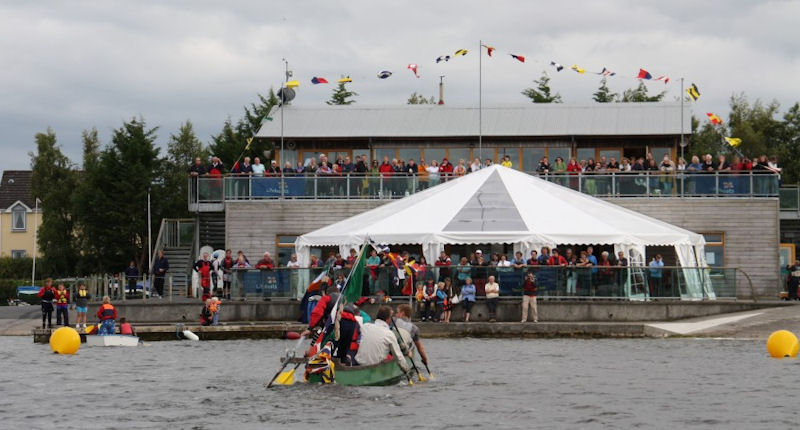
[521,71,562,103]
[592,78,618,103]
[407,92,436,104]
[160,120,207,218]
[327,81,358,105]
[76,118,162,273]
[777,102,800,183]
[727,93,781,158]
[209,91,279,167]
[29,129,80,276]
[688,116,725,160]
[620,82,666,102]
[81,127,100,170]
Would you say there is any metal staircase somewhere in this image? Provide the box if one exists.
[198,212,226,251]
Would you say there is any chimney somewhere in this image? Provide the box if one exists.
[438,75,445,105]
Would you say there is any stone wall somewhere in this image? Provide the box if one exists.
[225,198,780,298]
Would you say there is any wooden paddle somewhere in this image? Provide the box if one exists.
[390,316,424,383]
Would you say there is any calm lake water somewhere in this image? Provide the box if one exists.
[1,336,797,429]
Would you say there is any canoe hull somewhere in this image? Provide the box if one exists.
[307,358,404,386]
[85,335,140,347]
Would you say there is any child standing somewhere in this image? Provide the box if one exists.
[37,278,56,329]
[210,297,221,326]
[74,283,91,329]
[200,298,214,326]
[54,284,70,327]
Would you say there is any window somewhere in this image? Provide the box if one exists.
[447,148,471,165]
[375,148,395,163]
[548,147,571,164]
[398,148,420,163]
[702,233,724,273]
[598,149,621,163]
[276,235,298,266]
[523,148,545,171]
[423,148,445,165]
[577,148,595,163]
[650,147,673,164]
[11,204,26,231]
[11,250,26,259]
[279,149,297,169]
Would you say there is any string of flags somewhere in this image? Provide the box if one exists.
[271,42,742,143]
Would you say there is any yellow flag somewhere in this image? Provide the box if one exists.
[245,137,253,150]
[286,80,300,89]
[454,49,468,56]
[724,137,742,147]
[337,77,352,83]
[570,64,585,74]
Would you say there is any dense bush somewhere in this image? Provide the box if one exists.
[0,257,42,280]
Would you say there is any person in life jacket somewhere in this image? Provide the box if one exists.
[37,278,57,329]
[194,252,213,301]
[200,298,214,326]
[336,304,361,366]
[54,283,70,327]
[119,317,136,336]
[306,284,340,333]
[74,282,91,330]
[96,296,118,335]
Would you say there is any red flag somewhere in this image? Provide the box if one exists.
[706,113,723,125]
[311,77,328,84]
[482,44,495,57]
[407,64,419,78]
[637,68,652,79]
[510,54,525,63]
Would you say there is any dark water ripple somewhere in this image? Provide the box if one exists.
[2,336,799,429]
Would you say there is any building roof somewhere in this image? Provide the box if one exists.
[256,103,691,139]
[0,170,34,210]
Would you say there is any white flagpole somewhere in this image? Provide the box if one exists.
[31,197,39,286]
[680,77,685,162]
[478,39,483,161]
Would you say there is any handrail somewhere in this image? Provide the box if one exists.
[734,268,757,302]
[188,170,781,204]
[149,218,167,273]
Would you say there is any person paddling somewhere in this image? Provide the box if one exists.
[96,296,117,335]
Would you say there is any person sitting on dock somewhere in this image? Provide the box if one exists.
[119,317,136,336]
[201,298,214,326]
[355,306,409,374]
[96,296,117,335]
[420,279,438,322]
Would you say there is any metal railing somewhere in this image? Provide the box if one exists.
[780,186,800,212]
[188,171,780,203]
[221,265,739,301]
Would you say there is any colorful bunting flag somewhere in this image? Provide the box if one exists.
[311,77,328,84]
[245,137,253,150]
[600,67,616,76]
[637,68,652,80]
[407,64,419,78]
[654,75,670,84]
[454,49,468,56]
[482,44,495,57]
[337,76,352,83]
[377,70,392,79]
[724,137,742,147]
[286,80,300,88]
[707,112,723,125]
[570,64,585,74]
[550,61,564,72]
[687,83,700,101]
[435,55,450,63]
[510,54,525,63]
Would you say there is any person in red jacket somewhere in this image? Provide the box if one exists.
[439,158,454,181]
[194,252,213,301]
[37,278,57,329]
[96,296,118,335]
[255,252,275,270]
[547,249,568,267]
[336,304,361,365]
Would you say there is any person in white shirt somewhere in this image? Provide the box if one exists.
[484,275,500,322]
[251,157,266,176]
[286,253,301,268]
[355,306,409,373]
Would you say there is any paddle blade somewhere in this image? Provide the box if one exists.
[274,369,296,385]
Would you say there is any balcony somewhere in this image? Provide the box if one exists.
[188,171,780,211]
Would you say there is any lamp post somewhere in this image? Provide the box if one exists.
[31,197,40,287]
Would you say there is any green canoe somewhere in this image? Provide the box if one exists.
[306,358,405,386]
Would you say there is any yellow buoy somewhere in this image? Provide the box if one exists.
[49,326,81,355]
[766,330,799,358]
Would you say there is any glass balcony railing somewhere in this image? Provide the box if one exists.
[226,265,738,301]
[780,187,800,211]
[188,172,780,204]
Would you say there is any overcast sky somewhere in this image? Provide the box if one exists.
[1,0,798,174]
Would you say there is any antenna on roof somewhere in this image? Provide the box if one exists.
[438,76,445,105]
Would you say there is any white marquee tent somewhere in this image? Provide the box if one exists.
[295,165,713,298]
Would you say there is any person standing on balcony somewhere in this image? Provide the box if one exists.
[537,156,550,175]
[251,157,266,176]
[208,156,225,176]
[439,158,454,182]
[405,159,418,194]
[426,160,440,187]
[152,249,169,298]
[660,154,675,196]
[470,157,481,173]
[501,155,512,168]
[454,159,467,177]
